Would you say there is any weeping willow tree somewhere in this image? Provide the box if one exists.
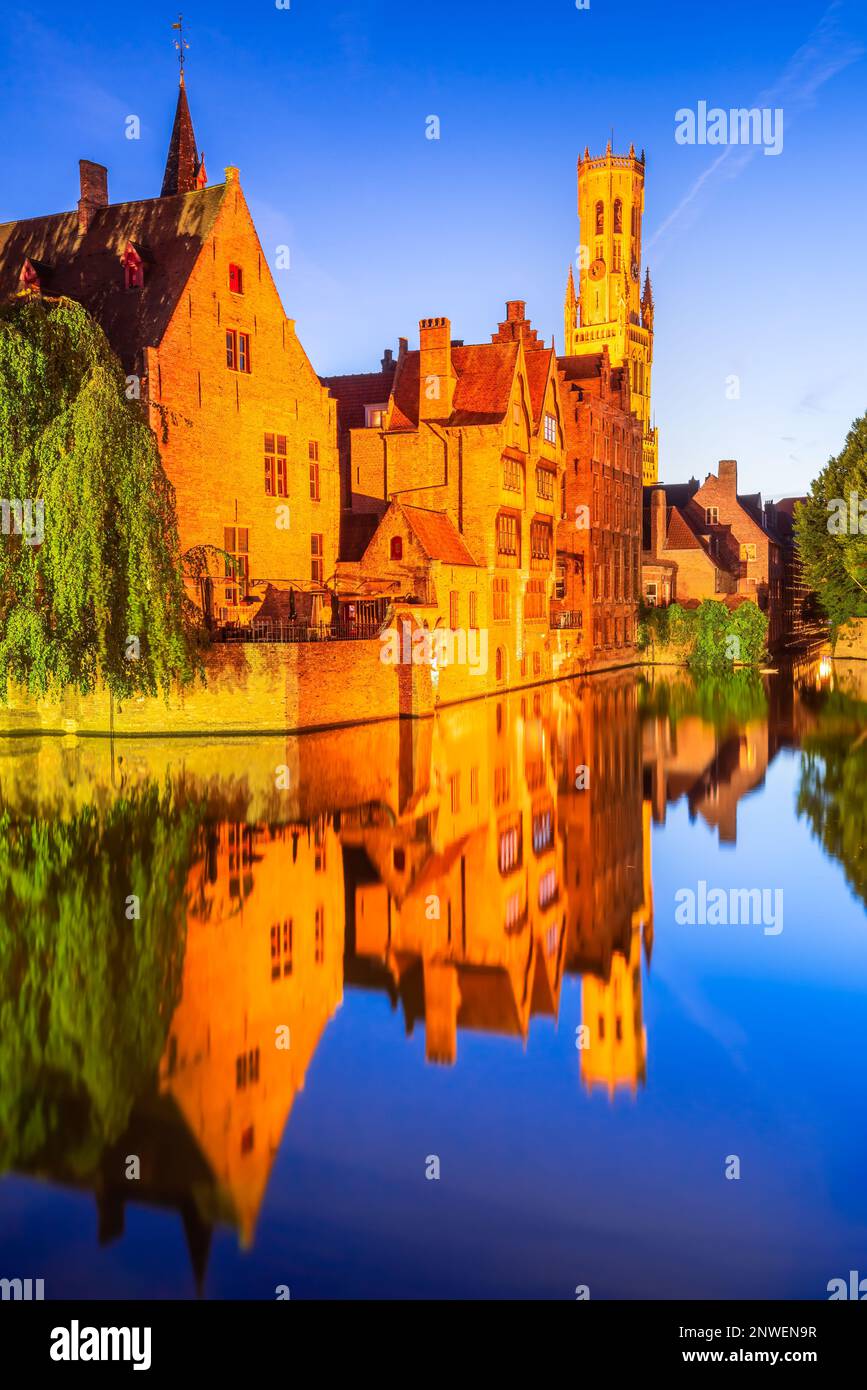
[0,295,201,699]
[0,783,203,1176]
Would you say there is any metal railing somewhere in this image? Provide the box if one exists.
[550,607,584,629]
[220,616,387,644]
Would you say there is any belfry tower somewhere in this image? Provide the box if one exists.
[564,143,658,484]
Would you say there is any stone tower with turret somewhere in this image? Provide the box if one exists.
[564,143,658,484]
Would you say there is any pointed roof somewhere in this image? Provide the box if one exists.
[161,77,205,197]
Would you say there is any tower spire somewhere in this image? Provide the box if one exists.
[161,18,206,197]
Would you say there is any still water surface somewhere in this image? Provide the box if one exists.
[1,665,866,1299]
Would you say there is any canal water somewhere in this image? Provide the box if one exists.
[1,663,865,1299]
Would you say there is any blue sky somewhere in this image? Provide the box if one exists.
[2,0,865,496]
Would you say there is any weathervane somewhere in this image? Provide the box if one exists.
[171,14,189,83]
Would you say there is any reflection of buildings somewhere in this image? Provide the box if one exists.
[158,821,345,1252]
[4,679,658,1288]
[643,709,771,845]
[343,692,567,1063]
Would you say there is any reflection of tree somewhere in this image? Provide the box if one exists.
[798,715,867,910]
[0,785,200,1177]
[638,669,768,728]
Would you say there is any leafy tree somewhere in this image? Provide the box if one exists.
[637,599,767,669]
[0,296,202,699]
[795,412,867,632]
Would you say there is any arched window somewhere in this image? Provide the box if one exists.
[613,199,622,233]
[496,647,505,684]
[595,201,604,236]
[390,535,403,561]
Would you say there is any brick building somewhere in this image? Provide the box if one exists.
[642,461,784,645]
[326,301,567,689]
[0,75,339,626]
[555,346,643,663]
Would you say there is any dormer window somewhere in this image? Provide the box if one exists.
[365,404,386,428]
[228,263,243,294]
[20,259,43,294]
[122,244,144,290]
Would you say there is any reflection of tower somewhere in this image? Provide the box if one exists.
[564,143,658,484]
[159,820,345,1264]
[580,800,653,1098]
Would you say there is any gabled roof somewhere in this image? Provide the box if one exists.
[399,504,477,565]
[524,344,557,427]
[665,506,703,551]
[0,183,227,369]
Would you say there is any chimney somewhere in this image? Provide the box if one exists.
[77,160,108,234]
[418,317,455,421]
[506,299,526,323]
[381,348,395,372]
[650,487,667,558]
[718,459,738,495]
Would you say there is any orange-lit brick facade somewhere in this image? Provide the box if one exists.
[642,461,784,646]
[0,78,340,626]
[328,302,569,687]
[146,165,339,621]
[555,347,642,661]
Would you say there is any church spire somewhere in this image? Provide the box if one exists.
[161,17,206,196]
[161,76,207,196]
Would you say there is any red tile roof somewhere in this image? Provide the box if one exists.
[387,341,520,429]
[664,506,703,551]
[399,504,477,566]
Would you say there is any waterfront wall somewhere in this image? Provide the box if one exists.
[0,632,618,737]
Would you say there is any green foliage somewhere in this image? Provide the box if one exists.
[0,296,202,699]
[795,411,867,633]
[637,599,767,669]
[0,783,200,1176]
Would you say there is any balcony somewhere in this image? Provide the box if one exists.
[550,607,583,629]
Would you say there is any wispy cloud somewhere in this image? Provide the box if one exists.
[648,1,864,252]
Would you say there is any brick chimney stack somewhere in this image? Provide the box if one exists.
[718,459,738,495]
[650,487,667,557]
[77,160,108,234]
[418,317,455,421]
